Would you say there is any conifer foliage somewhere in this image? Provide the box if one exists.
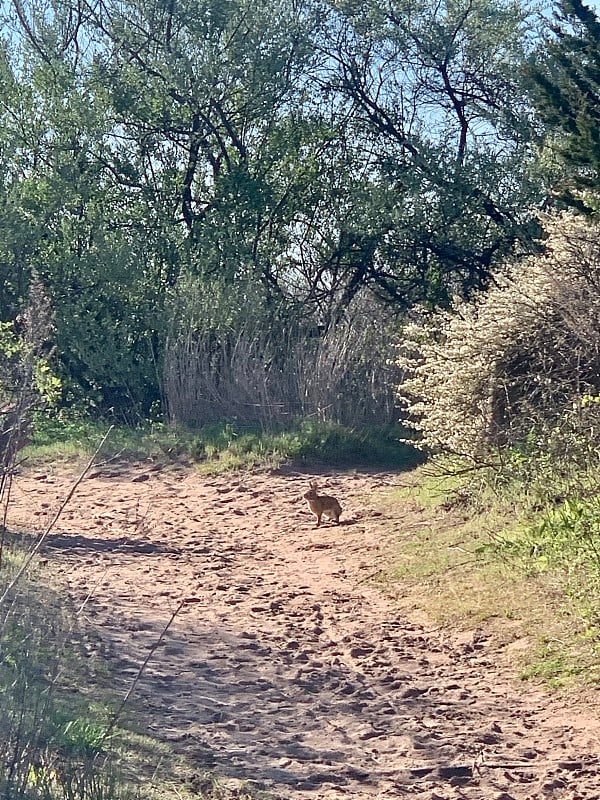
[530,0,600,206]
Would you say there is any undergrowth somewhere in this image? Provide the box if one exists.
[26,412,421,472]
[189,420,420,472]
[0,545,140,800]
[386,461,600,690]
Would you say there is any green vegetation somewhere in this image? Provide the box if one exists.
[26,414,421,473]
[0,550,140,800]
[382,463,600,691]
[0,0,549,420]
[166,419,421,472]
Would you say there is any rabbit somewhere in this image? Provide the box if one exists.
[303,481,342,526]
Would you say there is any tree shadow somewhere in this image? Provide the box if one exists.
[2,527,180,558]
[42,531,181,557]
[88,607,505,796]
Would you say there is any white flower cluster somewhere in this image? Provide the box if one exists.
[397,212,600,463]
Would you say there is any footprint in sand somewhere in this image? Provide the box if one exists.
[10,465,600,800]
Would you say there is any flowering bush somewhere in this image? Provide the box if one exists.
[398,212,600,469]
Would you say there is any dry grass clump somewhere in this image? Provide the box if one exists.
[163,280,399,428]
[398,212,600,483]
[0,277,56,478]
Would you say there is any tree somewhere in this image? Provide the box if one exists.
[0,0,553,417]
[528,0,600,210]
[2,0,350,407]
[0,21,172,410]
[317,0,545,304]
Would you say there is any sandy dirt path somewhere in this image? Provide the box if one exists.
[7,462,600,799]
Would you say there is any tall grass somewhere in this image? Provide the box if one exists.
[163,280,400,429]
[0,551,138,800]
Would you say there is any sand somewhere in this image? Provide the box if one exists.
[7,461,600,799]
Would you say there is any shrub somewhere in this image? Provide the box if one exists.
[0,278,58,475]
[398,212,600,478]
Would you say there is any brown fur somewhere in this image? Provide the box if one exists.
[303,481,342,526]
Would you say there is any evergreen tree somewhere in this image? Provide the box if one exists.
[529,0,600,208]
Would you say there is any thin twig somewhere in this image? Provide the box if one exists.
[0,426,113,606]
[100,599,192,745]
[0,469,13,570]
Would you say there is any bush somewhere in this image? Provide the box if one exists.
[398,212,600,482]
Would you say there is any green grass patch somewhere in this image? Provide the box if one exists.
[380,462,600,690]
[26,411,187,463]
[190,420,421,473]
[519,640,588,688]
[26,413,422,473]
[388,464,471,510]
[522,497,600,589]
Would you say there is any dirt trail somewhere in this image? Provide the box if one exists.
[7,462,600,799]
